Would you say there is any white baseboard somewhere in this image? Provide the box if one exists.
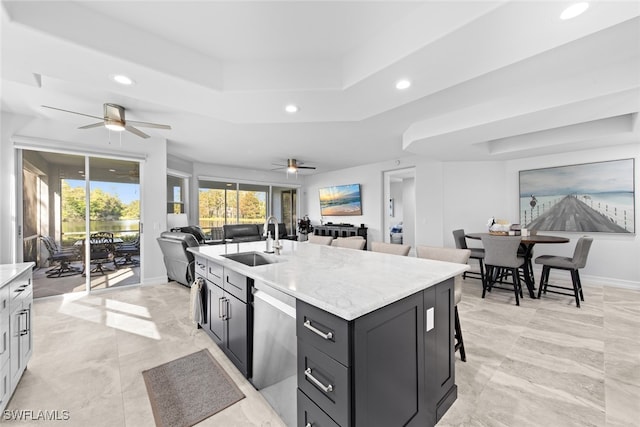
[528,266,640,290]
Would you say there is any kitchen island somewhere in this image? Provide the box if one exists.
[189,240,467,427]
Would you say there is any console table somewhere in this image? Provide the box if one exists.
[313,225,367,248]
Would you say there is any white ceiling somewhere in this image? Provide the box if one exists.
[2,1,639,175]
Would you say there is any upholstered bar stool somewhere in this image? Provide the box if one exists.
[416,245,471,362]
[535,236,593,307]
[331,237,366,250]
[307,235,334,245]
[453,229,485,286]
[371,241,411,256]
[481,235,525,306]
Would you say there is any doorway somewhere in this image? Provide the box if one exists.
[21,149,142,298]
[383,168,416,249]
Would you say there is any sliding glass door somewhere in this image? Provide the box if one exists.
[21,149,141,298]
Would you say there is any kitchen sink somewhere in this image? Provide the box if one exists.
[221,251,277,267]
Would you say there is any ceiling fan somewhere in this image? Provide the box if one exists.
[41,103,171,139]
[272,159,316,174]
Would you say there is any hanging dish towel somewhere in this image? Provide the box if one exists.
[190,278,204,325]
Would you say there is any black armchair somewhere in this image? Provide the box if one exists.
[157,231,199,287]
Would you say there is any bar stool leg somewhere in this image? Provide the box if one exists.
[570,269,581,308]
[512,268,520,306]
[454,306,466,362]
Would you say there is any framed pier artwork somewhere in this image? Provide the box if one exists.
[519,159,635,234]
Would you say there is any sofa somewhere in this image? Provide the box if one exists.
[266,222,297,240]
[223,224,264,243]
[156,231,199,287]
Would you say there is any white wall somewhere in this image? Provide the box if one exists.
[505,144,640,287]
[303,147,639,287]
[402,177,416,248]
[303,157,447,249]
[441,161,508,248]
[0,113,168,285]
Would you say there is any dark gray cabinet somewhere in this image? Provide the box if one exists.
[195,257,252,378]
[297,278,455,427]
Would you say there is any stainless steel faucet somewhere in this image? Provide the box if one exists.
[263,216,282,255]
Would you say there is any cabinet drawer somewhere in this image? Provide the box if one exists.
[0,359,9,411]
[194,258,207,278]
[224,269,249,303]
[297,300,350,366]
[0,319,8,369]
[298,340,350,427]
[298,389,340,427]
[9,272,31,302]
[207,261,224,286]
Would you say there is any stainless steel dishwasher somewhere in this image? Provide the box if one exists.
[251,280,297,427]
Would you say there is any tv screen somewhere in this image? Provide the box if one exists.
[319,183,362,216]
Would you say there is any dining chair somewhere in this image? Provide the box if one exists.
[480,235,525,306]
[452,229,485,285]
[331,237,366,250]
[307,235,334,245]
[534,236,593,307]
[416,245,471,361]
[371,241,411,256]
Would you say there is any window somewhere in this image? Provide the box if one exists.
[198,179,297,237]
[167,174,186,214]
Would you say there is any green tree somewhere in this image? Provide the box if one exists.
[89,188,123,220]
[122,200,140,219]
[239,191,265,219]
[61,181,86,220]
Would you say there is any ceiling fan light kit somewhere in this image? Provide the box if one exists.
[272,158,317,175]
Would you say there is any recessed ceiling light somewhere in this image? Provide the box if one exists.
[285,104,299,113]
[560,2,589,20]
[111,74,135,85]
[395,79,411,90]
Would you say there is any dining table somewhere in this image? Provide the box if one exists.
[465,232,570,298]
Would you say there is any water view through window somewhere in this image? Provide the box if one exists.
[62,179,140,245]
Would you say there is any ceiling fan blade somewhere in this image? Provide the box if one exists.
[41,105,102,120]
[78,122,104,130]
[124,125,150,139]
[298,166,316,169]
[126,120,172,130]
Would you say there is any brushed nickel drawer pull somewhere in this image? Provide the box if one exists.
[304,368,333,393]
[303,320,333,340]
[218,297,225,319]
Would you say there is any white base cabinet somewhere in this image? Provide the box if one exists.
[0,264,33,413]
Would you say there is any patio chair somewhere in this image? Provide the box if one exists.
[115,234,140,266]
[82,232,117,275]
[41,235,81,278]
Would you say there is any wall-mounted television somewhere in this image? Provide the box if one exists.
[319,183,362,216]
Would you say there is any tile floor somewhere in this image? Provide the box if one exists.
[32,261,140,299]
[4,276,640,426]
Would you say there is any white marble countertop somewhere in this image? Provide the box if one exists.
[189,241,468,320]
[0,263,35,288]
